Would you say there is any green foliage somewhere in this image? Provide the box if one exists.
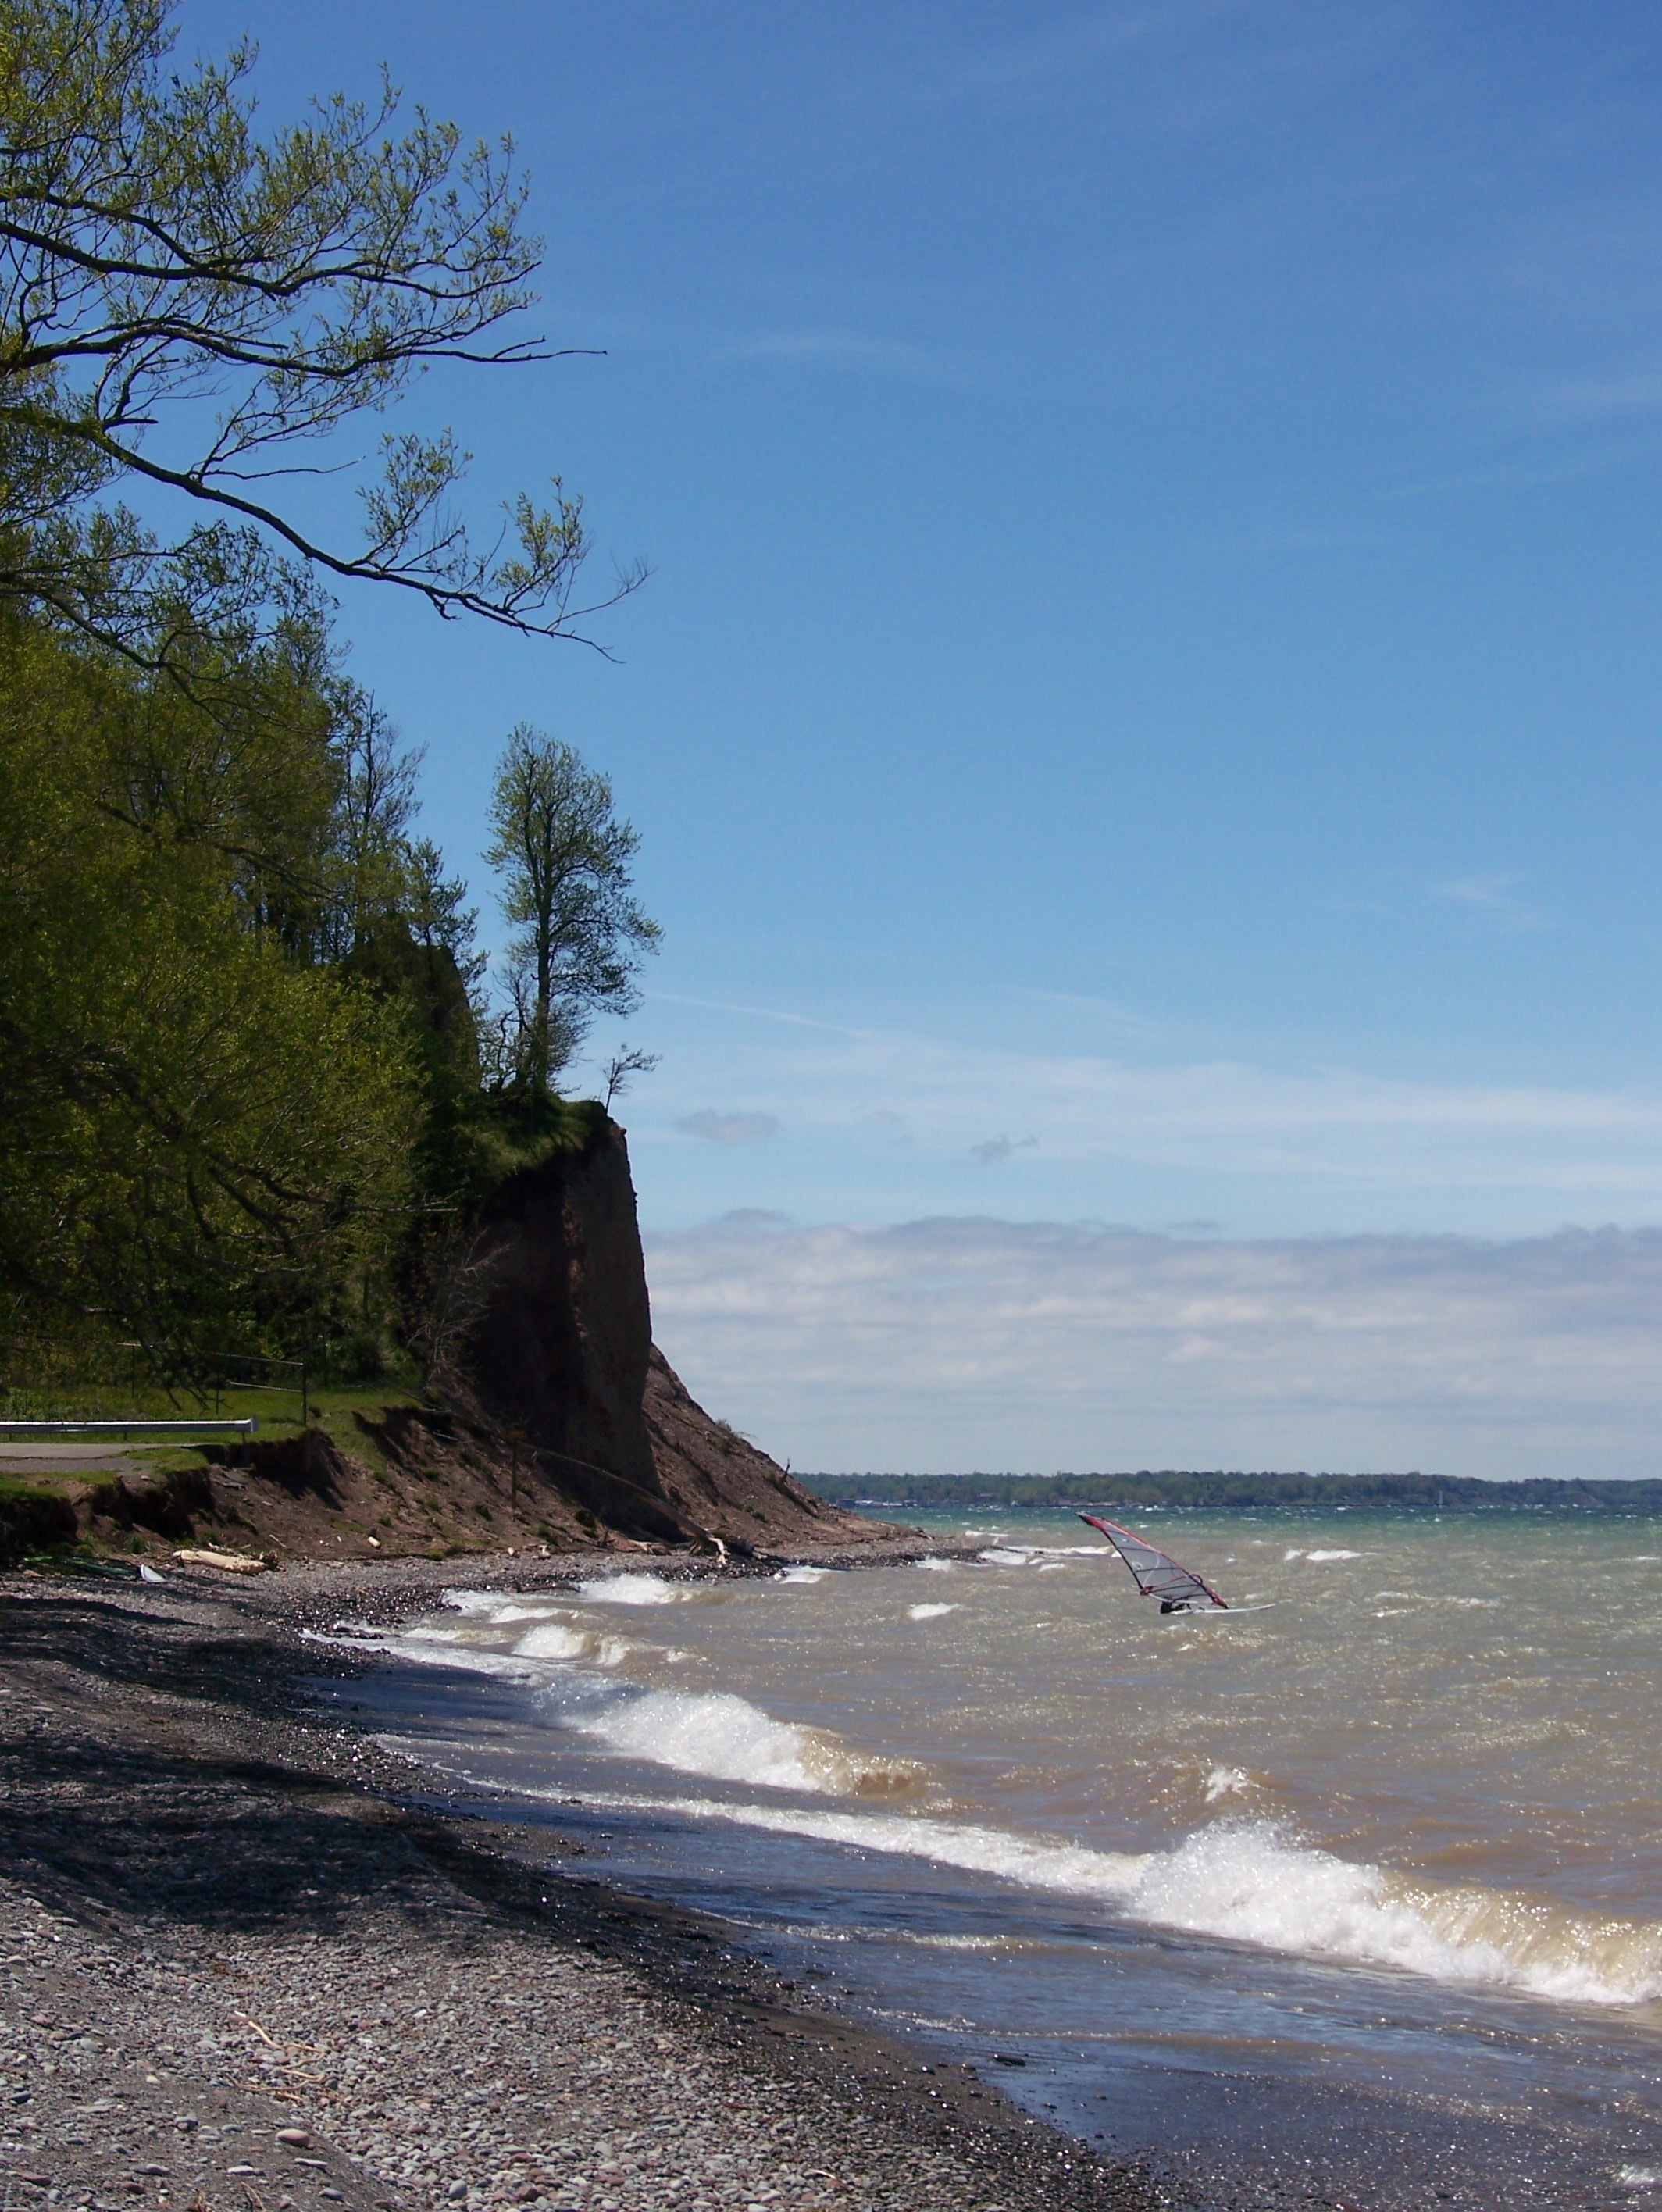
[0,608,422,1377]
[449,1093,611,1193]
[0,0,642,648]
[483,726,660,1097]
[0,586,640,1397]
[0,8,662,1406]
[804,1470,1662,1515]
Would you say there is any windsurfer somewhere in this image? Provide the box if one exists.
[1079,1513,1229,1612]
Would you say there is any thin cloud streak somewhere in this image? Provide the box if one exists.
[645,1217,1662,1481]
[676,1111,781,1147]
[1432,872,1546,933]
[637,1003,1662,1207]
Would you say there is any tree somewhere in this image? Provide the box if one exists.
[323,687,423,962]
[0,608,419,1377]
[483,727,660,1099]
[0,0,644,655]
[601,1044,659,1113]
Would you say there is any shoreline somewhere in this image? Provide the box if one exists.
[0,1550,1154,2212]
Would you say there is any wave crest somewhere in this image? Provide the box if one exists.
[580,1689,922,1798]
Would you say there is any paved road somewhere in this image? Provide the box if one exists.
[0,1442,141,1472]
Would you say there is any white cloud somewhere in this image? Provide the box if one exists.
[675,1111,782,1147]
[637,997,1662,1220]
[645,1216,1662,1481]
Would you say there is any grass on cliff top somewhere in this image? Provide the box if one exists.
[0,1381,426,1488]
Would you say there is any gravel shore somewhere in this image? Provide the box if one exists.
[0,1556,1158,2212]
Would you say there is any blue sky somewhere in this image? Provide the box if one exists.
[180,2,1662,1472]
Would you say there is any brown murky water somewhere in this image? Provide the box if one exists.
[331,1509,1662,2207]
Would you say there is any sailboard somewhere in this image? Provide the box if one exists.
[1077,1513,1229,1612]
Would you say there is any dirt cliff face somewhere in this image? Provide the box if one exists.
[32,1116,900,1564]
[447,1117,900,1550]
[461,1120,678,1536]
[644,1346,893,1550]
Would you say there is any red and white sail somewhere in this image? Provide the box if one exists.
[1078,1514,1229,1611]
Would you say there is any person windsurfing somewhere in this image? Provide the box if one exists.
[1077,1513,1229,1613]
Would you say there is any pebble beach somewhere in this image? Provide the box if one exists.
[0,1556,1155,2212]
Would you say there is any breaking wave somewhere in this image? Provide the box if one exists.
[513,1623,633,1668]
[575,1572,697,1606]
[302,1625,544,1681]
[536,1792,1662,2010]
[326,1575,1662,2013]
[573,1689,920,1797]
[320,1616,918,1800]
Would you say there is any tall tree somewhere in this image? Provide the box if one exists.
[0,0,643,655]
[484,727,660,1100]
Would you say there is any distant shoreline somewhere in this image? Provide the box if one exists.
[808,1470,1662,1513]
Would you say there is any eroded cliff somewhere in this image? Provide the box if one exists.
[450,1116,893,1549]
[45,1113,894,1564]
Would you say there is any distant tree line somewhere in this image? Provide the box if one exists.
[0,2,657,1398]
[803,1472,1662,1514]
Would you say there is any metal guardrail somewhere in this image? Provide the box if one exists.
[0,1418,259,1438]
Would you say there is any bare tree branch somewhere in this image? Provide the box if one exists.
[0,0,642,644]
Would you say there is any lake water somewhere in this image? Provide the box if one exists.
[320,1511,1662,2208]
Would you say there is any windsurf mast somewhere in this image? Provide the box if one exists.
[1078,1513,1229,1612]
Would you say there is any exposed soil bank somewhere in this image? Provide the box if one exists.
[0,1557,1152,2212]
[2,1119,901,1569]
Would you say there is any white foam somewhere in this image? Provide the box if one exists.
[977,1543,1105,1565]
[1136,1825,1662,2007]
[915,1557,956,1573]
[306,1616,637,1678]
[1304,1549,1361,1563]
[1618,2167,1660,2189]
[562,1787,1149,1897]
[1204,1765,1254,1802]
[534,1791,1662,2010]
[303,1626,539,1682]
[576,1572,694,1606]
[908,1602,958,1622]
[776,1566,827,1584]
[514,1624,633,1668]
[576,1690,919,1797]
